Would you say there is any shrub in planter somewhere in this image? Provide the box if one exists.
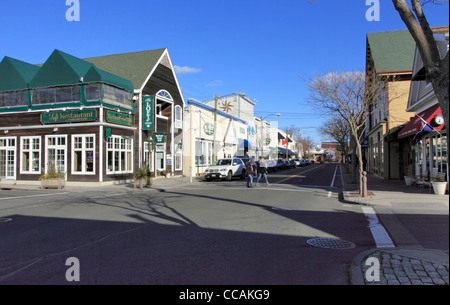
[40,164,65,189]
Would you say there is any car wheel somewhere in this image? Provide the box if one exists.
[240,169,246,179]
[226,170,232,181]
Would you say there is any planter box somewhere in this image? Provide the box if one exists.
[432,182,447,195]
[404,176,415,186]
[41,178,65,189]
[134,177,153,189]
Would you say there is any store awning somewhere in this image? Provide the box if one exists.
[278,147,295,156]
[238,138,254,149]
[398,104,445,140]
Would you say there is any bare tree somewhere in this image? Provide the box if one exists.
[306,70,385,195]
[391,0,449,161]
[319,115,350,165]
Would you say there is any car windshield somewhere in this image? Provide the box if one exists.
[215,159,231,166]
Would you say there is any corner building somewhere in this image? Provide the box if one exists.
[0,48,184,185]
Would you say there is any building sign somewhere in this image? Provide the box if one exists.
[41,109,97,124]
[204,123,214,135]
[143,96,154,130]
[154,132,165,144]
[106,111,133,126]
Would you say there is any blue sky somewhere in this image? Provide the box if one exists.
[0,0,448,144]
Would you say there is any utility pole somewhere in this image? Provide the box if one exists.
[212,93,218,164]
[260,115,264,159]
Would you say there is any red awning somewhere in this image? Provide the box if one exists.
[398,104,445,139]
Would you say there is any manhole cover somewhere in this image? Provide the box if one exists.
[306,238,355,249]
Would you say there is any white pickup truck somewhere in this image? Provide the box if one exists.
[204,158,246,181]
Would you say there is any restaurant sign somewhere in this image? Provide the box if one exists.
[41,109,97,124]
[106,111,133,126]
[154,132,165,144]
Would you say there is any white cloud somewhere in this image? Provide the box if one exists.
[206,80,223,87]
[174,65,201,74]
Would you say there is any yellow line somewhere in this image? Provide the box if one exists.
[273,164,326,184]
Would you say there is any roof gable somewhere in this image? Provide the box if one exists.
[0,56,40,91]
[30,49,94,88]
[367,30,416,73]
[83,48,166,89]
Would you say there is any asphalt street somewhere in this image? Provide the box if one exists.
[0,164,403,285]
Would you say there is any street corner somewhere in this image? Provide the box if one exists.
[353,248,450,285]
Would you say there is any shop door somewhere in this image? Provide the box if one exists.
[0,139,16,180]
[46,136,67,178]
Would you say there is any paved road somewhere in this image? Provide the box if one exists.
[0,164,377,285]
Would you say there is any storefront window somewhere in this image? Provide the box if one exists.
[21,136,41,174]
[0,90,28,108]
[46,135,67,176]
[106,136,133,174]
[32,86,81,105]
[84,83,101,101]
[72,135,95,174]
[195,139,212,166]
[102,84,133,110]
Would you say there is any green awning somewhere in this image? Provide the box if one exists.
[0,56,40,92]
[84,65,134,92]
[30,49,94,88]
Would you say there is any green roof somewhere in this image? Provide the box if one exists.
[367,30,416,73]
[30,49,93,88]
[84,65,134,92]
[83,48,166,89]
[0,56,40,92]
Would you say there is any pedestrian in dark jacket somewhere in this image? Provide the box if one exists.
[246,160,254,188]
[256,156,270,186]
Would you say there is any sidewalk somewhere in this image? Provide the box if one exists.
[340,166,449,285]
[0,175,205,193]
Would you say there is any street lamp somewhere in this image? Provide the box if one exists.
[260,113,280,159]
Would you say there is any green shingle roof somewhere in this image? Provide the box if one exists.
[367,30,416,73]
[0,56,40,92]
[83,48,166,89]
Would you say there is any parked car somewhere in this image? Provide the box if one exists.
[305,160,311,165]
[241,157,258,177]
[276,159,287,170]
[266,159,278,172]
[292,159,301,167]
[299,159,307,167]
[285,160,295,169]
[204,158,246,181]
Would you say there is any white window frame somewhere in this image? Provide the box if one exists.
[71,134,96,175]
[175,105,182,129]
[45,135,68,178]
[20,136,41,174]
[174,146,183,171]
[143,141,155,172]
[106,135,134,174]
[0,137,17,180]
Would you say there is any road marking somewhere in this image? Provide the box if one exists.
[0,192,68,201]
[328,165,339,198]
[273,164,326,185]
[362,206,395,248]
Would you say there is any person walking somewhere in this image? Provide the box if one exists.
[246,160,254,188]
[256,156,270,187]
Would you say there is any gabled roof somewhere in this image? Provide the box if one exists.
[367,30,416,73]
[0,56,40,92]
[84,65,134,92]
[30,49,93,88]
[83,48,167,89]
